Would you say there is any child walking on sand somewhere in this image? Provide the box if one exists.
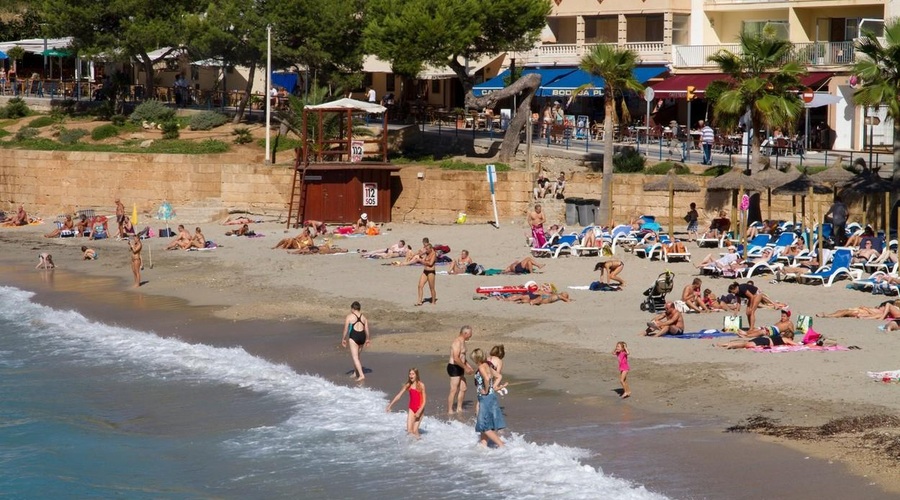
[613,341,631,398]
[386,368,427,438]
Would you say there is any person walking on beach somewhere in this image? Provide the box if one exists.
[129,235,142,287]
[386,368,427,438]
[416,243,437,306]
[471,348,506,448]
[341,301,370,382]
[685,202,699,241]
[447,326,474,414]
[825,196,849,247]
[613,341,631,398]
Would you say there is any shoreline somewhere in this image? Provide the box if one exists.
[1,221,898,496]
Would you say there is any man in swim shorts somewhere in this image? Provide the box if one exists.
[738,309,794,339]
[447,325,474,414]
[640,301,684,337]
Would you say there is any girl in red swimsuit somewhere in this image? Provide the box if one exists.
[386,368,427,438]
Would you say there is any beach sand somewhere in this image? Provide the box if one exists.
[2,218,899,496]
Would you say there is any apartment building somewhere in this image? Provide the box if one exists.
[522,0,891,151]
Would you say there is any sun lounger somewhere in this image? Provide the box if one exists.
[531,234,577,258]
[798,249,861,287]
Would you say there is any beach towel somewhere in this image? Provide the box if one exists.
[663,329,737,339]
[750,345,849,353]
[483,269,504,276]
[866,370,900,382]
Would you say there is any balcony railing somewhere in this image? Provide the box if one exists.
[673,41,855,68]
[535,41,666,65]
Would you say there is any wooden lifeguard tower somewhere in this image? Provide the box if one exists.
[286,98,401,228]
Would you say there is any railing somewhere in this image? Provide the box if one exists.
[673,41,856,68]
[537,42,666,65]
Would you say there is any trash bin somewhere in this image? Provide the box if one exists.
[584,199,601,225]
[576,199,593,227]
[564,197,582,226]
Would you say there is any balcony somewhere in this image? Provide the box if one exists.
[529,42,668,66]
[673,41,856,68]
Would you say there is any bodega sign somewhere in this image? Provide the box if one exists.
[546,88,604,97]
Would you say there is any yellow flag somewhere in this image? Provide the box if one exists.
[131,203,138,225]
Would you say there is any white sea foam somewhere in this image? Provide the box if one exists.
[0,286,667,499]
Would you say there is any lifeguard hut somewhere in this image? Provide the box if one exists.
[286,98,400,228]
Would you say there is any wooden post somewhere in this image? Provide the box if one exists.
[885,191,890,236]
[668,176,674,240]
[807,186,813,251]
[817,196,824,263]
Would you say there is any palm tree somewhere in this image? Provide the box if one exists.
[708,30,805,172]
[854,20,900,189]
[574,44,643,225]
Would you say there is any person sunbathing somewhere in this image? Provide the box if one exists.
[448,249,474,275]
[846,226,875,248]
[852,239,881,264]
[816,300,898,319]
[701,288,734,312]
[226,223,255,237]
[695,245,741,270]
[363,240,408,259]
[502,256,544,275]
[273,229,313,250]
[580,226,604,248]
[75,214,89,237]
[166,224,193,250]
[290,242,348,255]
[223,215,254,225]
[189,227,207,249]
[304,220,328,237]
[45,215,74,238]
[717,329,797,349]
[745,220,779,241]
[737,309,795,339]
[530,291,570,305]
[702,211,731,239]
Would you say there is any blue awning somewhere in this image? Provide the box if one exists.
[536,65,669,98]
[472,67,577,97]
[271,72,299,93]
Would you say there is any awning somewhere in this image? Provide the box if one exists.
[651,71,836,99]
[804,92,843,109]
[649,73,729,98]
[472,67,577,97]
[271,72,299,92]
[305,98,387,114]
[0,37,73,54]
[537,65,668,97]
[362,54,504,80]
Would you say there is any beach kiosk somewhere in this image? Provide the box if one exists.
[286,98,400,228]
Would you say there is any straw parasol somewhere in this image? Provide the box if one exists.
[810,162,855,187]
[753,165,797,221]
[643,170,701,239]
[773,173,830,252]
[706,169,764,255]
[839,172,896,230]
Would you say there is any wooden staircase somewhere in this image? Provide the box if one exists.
[286,147,308,229]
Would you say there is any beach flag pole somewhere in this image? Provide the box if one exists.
[486,164,499,228]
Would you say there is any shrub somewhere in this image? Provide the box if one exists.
[613,147,645,173]
[28,115,57,128]
[111,114,127,126]
[232,127,253,144]
[93,101,114,120]
[91,124,120,141]
[0,97,29,119]
[130,100,175,124]
[58,128,88,145]
[52,99,76,116]
[438,159,510,171]
[645,161,691,175]
[189,111,228,131]
[160,121,180,140]
[701,165,732,176]
[14,127,39,141]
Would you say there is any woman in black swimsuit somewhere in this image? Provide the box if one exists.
[341,301,370,381]
[416,244,437,306]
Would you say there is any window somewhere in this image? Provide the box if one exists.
[627,14,664,42]
[584,16,617,44]
[742,20,789,40]
[672,15,690,46]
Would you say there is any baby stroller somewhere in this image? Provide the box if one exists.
[640,270,674,313]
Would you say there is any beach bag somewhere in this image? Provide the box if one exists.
[722,315,745,332]
[801,327,822,345]
[466,263,485,275]
[796,315,813,334]
[600,243,614,257]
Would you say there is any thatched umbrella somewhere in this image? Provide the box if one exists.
[839,172,895,230]
[707,169,764,255]
[810,162,855,187]
[773,174,830,250]
[754,165,796,222]
[643,170,701,239]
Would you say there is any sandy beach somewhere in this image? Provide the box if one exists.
[2,215,899,496]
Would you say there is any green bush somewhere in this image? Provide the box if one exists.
[130,100,175,124]
[28,115,57,128]
[701,165,732,176]
[0,98,30,119]
[438,159,510,171]
[613,147,645,173]
[14,127,39,141]
[232,127,253,144]
[52,99,77,115]
[91,124,120,141]
[58,128,88,145]
[111,114,127,126]
[645,161,691,175]
[189,111,228,131]
[160,121,180,140]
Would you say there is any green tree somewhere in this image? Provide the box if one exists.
[572,44,644,225]
[708,31,805,171]
[38,0,204,99]
[186,0,269,123]
[854,20,900,190]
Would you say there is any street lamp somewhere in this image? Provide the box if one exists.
[265,24,272,164]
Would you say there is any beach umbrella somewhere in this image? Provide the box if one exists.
[839,172,895,230]
[773,173,830,247]
[753,165,797,222]
[0,50,7,60]
[810,162,855,187]
[706,169,763,254]
[642,170,700,239]
[156,201,175,236]
[131,203,138,225]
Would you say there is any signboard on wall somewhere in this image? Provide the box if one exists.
[363,182,378,207]
[350,140,364,163]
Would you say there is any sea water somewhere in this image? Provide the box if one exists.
[0,285,665,499]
